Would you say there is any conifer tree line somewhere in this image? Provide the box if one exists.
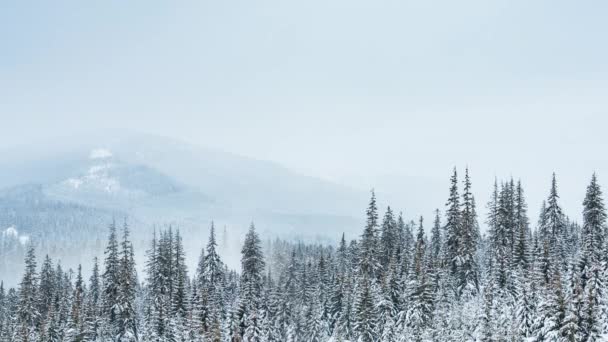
[1,169,608,341]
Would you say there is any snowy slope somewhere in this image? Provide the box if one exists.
[0,133,365,240]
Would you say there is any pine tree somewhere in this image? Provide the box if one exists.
[202,222,225,328]
[515,267,535,339]
[405,217,433,342]
[117,220,138,341]
[360,190,381,280]
[101,219,120,339]
[430,209,442,268]
[172,229,189,318]
[67,264,85,340]
[400,212,414,272]
[578,173,607,341]
[545,173,567,270]
[17,243,39,342]
[239,223,265,339]
[38,255,55,326]
[353,275,376,342]
[84,257,101,341]
[445,168,461,279]
[458,167,479,297]
[380,206,397,269]
[537,265,567,341]
[480,285,494,342]
[513,180,531,272]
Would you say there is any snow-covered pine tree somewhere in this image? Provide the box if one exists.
[513,180,531,273]
[444,168,461,282]
[430,209,442,270]
[545,173,567,272]
[172,229,189,319]
[380,206,397,271]
[537,263,567,341]
[404,217,433,342]
[101,219,121,340]
[17,243,39,342]
[38,255,55,328]
[579,173,607,340]
[117,220,138,341]
[458,168,479,298]
[378,255,398,342]
[0,288,18,342]
[84,257,101,342]
[399,212,414,276]
[480,284,494,342]
[353,275,376,342]
[494,181,513,292]
[67,264,85,340]
[360,190,381,280]
[238,223,265,340]
[174,229,192,340]
[202,222,225,332]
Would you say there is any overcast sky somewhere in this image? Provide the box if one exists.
[1,0,607,224]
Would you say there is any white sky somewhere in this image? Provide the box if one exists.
[1,0,607,224]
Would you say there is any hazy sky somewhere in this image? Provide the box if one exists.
[1,0,608,223]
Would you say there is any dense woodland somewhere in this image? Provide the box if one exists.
[0,169,607,341]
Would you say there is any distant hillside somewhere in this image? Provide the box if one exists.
[0,132,366,284]
[0,132,366,240]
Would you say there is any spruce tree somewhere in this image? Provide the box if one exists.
[458,167,479,297]
[117,220,138,341]
[353,275,376,342]
[579,173,607,341]
[202,222,225,328]
[85,257,101,341]
[513,180,531,272]
[545,173,567,270]
[17,243,39,342]
[101,219,120,339]
[430,209,442,268]
[239,223,265,339]
[380,206,397,269]
[444,168,461,278]
[360,190,380,279]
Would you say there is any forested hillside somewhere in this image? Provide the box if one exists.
[0,169,606,341]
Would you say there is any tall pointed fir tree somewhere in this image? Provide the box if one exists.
[578,173,606,340]
[85,257,101,341]
[38,254,55,331]
[117,220,138,341]
[201,222,225,341]
[101,219,121,340]
[17,243,39,342]
[144,229,165,340]
[380,206,397,271]
[431,209,442,270]
[544,173,567,271]
[66,264,85,340]
[353,275,376,342]
[444,168,461,281]
[239,223,266,342]
[458,167,479,297]
[404,217,433,342]
[173,229,190,340]
[360,190,381,280]
[512,180,531,273]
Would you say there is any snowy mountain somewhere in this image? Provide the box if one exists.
[0,133,365,240]
[0,133,367,286]
[46,148,180,209]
